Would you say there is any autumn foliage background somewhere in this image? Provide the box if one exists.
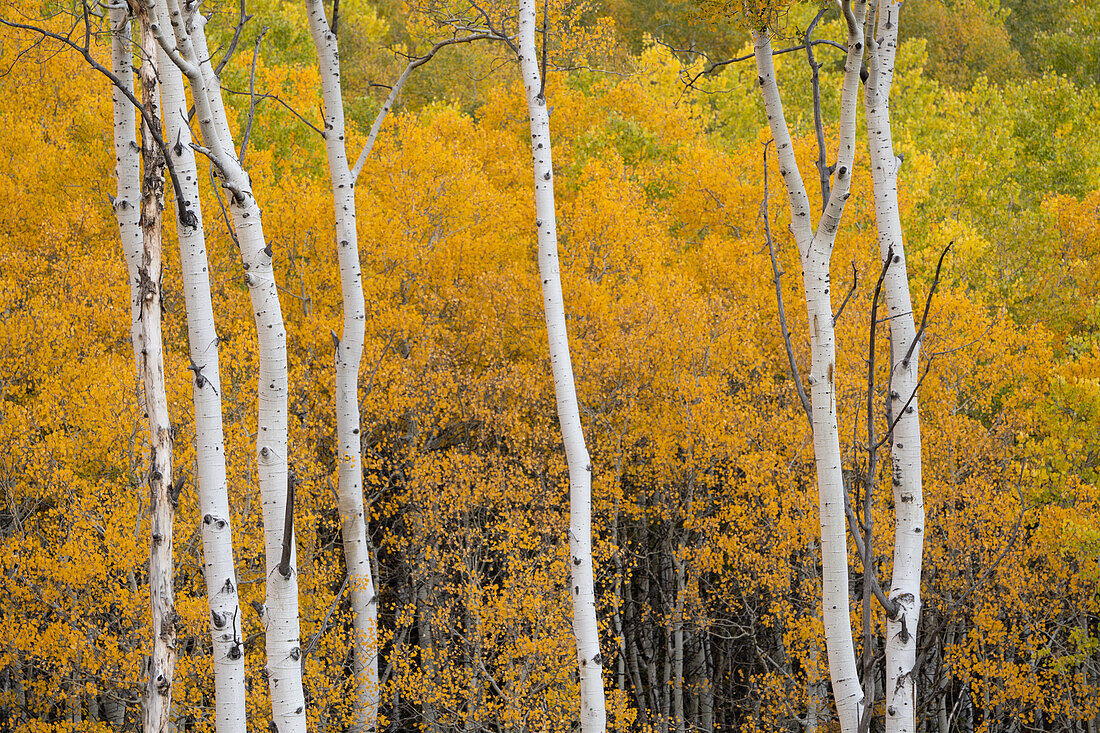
[1,0,1099,729]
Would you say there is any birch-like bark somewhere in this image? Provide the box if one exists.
[517,1,606,729]
[303,3,380,730]
[134,7,176,730]
[864,2,922,729]
[109,4,142,373]
[752,2,868,729]
[148,2,306,728]
[153,1,248,726]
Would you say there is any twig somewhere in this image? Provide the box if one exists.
[0,13,195,226]
[833,261,858,326]
[805,7,832,209]
[671,38,849,90]
[238,26,267,166]
[860,245,893,733]
[952,463,1029,608]
[537,0,548,100]
[902,242,952,367]
[300,573,350,673]
[873,359,933,452]
[762,140,812,427]
[843,485,899,618]
[350,32,504,181]
[209,168,240,247]
[221,85,326,137]
[213,0,252,77]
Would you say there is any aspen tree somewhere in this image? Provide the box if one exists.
[302,6,503,726]
[518,0,607,729]
[153,0,248,725]
[751,1,869,729]
[133,2,177,728]
[108,2,142,374]
[147,2,306,728]
[109,4,177,729]
[863,2,923,729]
[303,3,380,729]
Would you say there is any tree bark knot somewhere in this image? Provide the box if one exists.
[137,266,158,301]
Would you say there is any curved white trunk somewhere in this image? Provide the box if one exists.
[864,3,923,730]
[752,3,868,729]
[517,2,606,730]
[154,3,248,726]
[150,2,306,728]
[135,8,176,731]
[304,3,380,731]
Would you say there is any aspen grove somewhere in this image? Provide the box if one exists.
[1,0,1100,731]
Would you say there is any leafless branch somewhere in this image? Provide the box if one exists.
[214,0,253,77]
[537,0,548,100]
[238,26,268,166]
[221,85,326,137]
[762,141,812,427]
[277,468,296,579]
[659,36,849,91]
[351,32,505,181]
[859,245,893,733]
[843,484,899,618]
[903,242,952,367]
[0,12,196,226]
[805,7,832,208]
[209,168,240,247]
[833,261,858,326]
[300,572,349,674]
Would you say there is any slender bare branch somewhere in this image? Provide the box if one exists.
[221,85,326,137]
[277,468,296,579]
[666,38,849,91]
[859,245,892,733]
[805,7,831,209]
[762,141,812,427]
[238,26,267,166]
[903,242,952,367]
[833,261,858,326]
[350,32,504,181]
[0,13,196,226]
[213,0,252,77]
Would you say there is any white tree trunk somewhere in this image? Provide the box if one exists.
[751,2,868,729]
[864,2,923,730]
[517,2,606,729]
[304,3,380,731]
[149,2,306,728]
[153,1,248,726]
[135,7,176,730]
[109,4,142,374]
